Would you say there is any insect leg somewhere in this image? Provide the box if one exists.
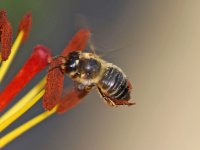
[48,63,66,72]
[111,99,135,106]
[48,55,67,62]
[97,87,135,107]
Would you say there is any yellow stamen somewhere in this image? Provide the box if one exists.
[0,106,57,149]
[0,31,24,83]
[0,77,46,132]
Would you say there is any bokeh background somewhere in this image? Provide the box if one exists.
[1,0,200,150]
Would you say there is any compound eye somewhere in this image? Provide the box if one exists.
[68,59,78,71]
[67,52,80,71]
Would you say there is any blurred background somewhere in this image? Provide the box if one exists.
[1,0,200,150]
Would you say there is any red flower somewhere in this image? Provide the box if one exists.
[0,10,51,111]
[0,8,91,149]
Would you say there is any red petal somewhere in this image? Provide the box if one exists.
[18,12,32,42]
[62,28,90,56]
[43,59,64,110]
[0,9,13,61]
[0,45,52,111]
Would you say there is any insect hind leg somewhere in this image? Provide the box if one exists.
[97,87,135,107]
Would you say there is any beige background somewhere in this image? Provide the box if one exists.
[1,0,200,150]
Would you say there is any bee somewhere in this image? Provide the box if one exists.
[51,51,134,107]
[43,28,134,113]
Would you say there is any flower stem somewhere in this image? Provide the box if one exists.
[0,77,46,132]
[0,106,57,149]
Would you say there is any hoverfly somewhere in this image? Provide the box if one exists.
[43,28,135,113]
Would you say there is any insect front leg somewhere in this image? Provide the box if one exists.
[48,55,67,63]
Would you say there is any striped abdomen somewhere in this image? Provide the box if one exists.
[98,67,131,101]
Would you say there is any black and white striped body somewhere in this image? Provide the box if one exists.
[62,51,133,106]
[98,67,130,101]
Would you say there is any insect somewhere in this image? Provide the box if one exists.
[43,28,135,113]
